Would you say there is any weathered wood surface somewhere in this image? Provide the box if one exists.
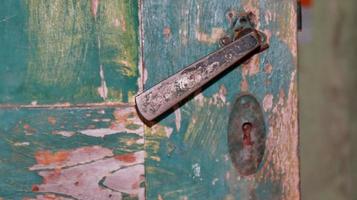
[0,1,145,200]
[0,0,139,104]
[0,107,145,199]
[0,0,299,199]
[142,0,299,199]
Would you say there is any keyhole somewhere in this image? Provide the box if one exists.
[242,122,253,146]
[228,94,266,176]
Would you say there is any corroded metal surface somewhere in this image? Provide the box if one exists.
[228,94,266,176]
[136,29,268,121]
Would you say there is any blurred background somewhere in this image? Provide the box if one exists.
[298,0,357,199]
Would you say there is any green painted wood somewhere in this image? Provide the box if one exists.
[0,0,139,104]
[0,0,300,199]
[0,107,145,199]
[143,0,299,199]
[0,1,145,200]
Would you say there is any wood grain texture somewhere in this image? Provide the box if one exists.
[0,1,144,200]
[0,0,299,199]
[0,107,144,200]
[0,0,139,104]
[142,0,299,199]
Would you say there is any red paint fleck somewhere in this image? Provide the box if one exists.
[115,153,136,163]
[32,185,40,192]
[110,123,117,129]
[35,151,70,165]
[301,0,312,7]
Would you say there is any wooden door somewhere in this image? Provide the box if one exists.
[0,0,299,199]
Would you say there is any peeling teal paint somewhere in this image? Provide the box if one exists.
[0,0,140,104]
[144,0,298,199]
[0,108,144,199]
[0,0,299,199]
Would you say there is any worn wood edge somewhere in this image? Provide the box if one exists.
[0,102,135,110]
[137,0,145,94]
[140,0,301,199]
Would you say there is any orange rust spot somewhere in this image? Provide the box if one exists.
[163,27,171,39]
[32,185,39,192]
[115,153,136,163]
[47,116,57,125]
[35,150,70,165]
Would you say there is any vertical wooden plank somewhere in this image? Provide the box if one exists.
[0,1,145,200]
[143,0,299,199]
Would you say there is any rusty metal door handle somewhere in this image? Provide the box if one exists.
[136,28,268,121]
